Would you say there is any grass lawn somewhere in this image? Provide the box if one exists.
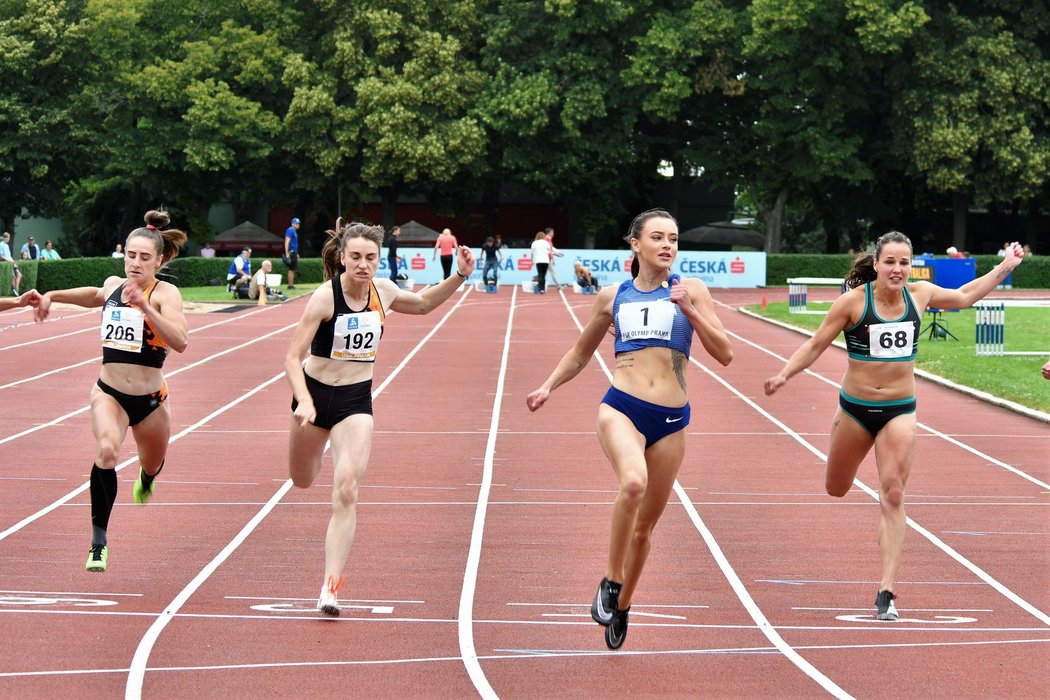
[746,301,1050,414]
[177,283,321,304]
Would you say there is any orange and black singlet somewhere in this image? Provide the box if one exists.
[309,276,386,363]
[101,281,170,368]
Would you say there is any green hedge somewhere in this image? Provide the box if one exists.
[5,254,1047,295]
[7,256,325,294]
[764,253,1050,288]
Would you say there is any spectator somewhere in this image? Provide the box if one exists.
[1,232,22,294]
[41,240,61,261]
[574,259,598,292]
[227,246,252,294]
[1043,355,1050,381]
[530,231,551,294]
[946,246,963,259]
[432,227,458,279]
[20,236,41,260]
[284,217,301,289]
[385,225,401,283]
[479,236,502,286]
[545,227,564,288]
[112,243,125,259]
[249,260,284,301]
[200,242,216,258]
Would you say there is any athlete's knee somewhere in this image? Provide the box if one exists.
[96,440,121,468]
[618,473,647,507]
[825,478,850,498]
[880,482,905,510]
[332,472,360,511]
[288,460,318,489]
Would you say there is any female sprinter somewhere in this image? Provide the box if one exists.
[764,232,1025,620]
[526,208,733,648]
[284,220,475,616]
[34,210,188,572]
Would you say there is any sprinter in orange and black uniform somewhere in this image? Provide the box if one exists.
[33,210,188,573]
[283,220,474,617]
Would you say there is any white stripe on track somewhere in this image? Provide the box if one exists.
[0,313,298,447]
[702,327,1050,627]
[0,304,282,392]
[0,321,298,538]
[556,292,853,699]
[457,285,517,700]
[124,287,476,699]
[0,312,97,350]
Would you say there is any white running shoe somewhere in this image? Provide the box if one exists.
[875,589,898,621]
[317,575,344,616]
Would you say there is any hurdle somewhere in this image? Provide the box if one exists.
[788,277,844,313]
[974,300,1048,356]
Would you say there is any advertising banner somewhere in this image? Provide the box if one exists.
[383,248,766,289]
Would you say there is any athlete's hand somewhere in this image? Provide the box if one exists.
[33,293,52,322]
[763,374,786,396]
[668,278,694,313]
[526,387,550,412]
[125,283,148,311]
[456,246,476,277]
[293,400,317,427]
[19,289,42,308]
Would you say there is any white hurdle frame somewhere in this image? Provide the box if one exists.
[973,300,1049,357]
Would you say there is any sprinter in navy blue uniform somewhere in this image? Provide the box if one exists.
[765,231,1026,621]
[526,209,733,649]
[34,210,188,573]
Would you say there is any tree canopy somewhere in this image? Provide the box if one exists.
[1,0,1046,253]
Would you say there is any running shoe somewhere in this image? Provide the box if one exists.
[875,589,898,621]
[604,606,630,649]
[132,470,154,505]
[317,575,345,616]
[591,577,621,626]
[86,545,108,572]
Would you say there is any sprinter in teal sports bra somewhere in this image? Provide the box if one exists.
[765,231,1026,624]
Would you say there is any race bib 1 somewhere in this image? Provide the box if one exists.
[101,307,144,353]
[330,311,382,361]
[868,321,915,358]
[617,300,676,343]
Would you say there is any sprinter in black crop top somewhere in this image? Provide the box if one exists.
[282,220,474,617]
[33,210,188,573]
[764,232,1026,623]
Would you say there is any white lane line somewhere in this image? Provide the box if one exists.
[709,327,1050,627]
[458,285,515,700]
[556,292,854,700]
[0,323,299,541]
[1,307,271,390]
[125,287,476,699]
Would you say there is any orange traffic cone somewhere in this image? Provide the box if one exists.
[257,287,267,305]
[761,295,767,309]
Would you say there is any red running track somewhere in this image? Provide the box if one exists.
[0,287,1046,698]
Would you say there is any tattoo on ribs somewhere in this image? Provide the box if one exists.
[672,351,687,391]
[616,354,635,370]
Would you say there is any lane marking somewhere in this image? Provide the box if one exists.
[457,285,515,700]
[557,292,854,700]
[125,287,477,700]
[714,327,1050,627]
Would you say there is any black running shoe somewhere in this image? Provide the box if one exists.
[875,589,898,621]
[591,577,621,626]
[604,606,630,649]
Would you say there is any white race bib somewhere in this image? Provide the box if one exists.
[617,300,676,343]
[330,311,382,361]
[101,307,144,353]
[868,321,915,358]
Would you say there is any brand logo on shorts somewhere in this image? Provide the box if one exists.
[665,416,683,423]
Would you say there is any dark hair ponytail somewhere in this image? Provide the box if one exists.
[321,218,384,280]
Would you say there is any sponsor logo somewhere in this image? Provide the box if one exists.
[665,416,684,423]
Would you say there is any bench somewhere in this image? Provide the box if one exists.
[787,277,844,313]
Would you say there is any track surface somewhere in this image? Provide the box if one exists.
[0,287,1047,699]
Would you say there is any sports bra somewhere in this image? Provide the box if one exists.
[843,282,921,362]
[101,281,169,368]
[310,275,386,362]
[612,273,693,357]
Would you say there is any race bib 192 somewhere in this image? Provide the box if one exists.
[330,311,382,361]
